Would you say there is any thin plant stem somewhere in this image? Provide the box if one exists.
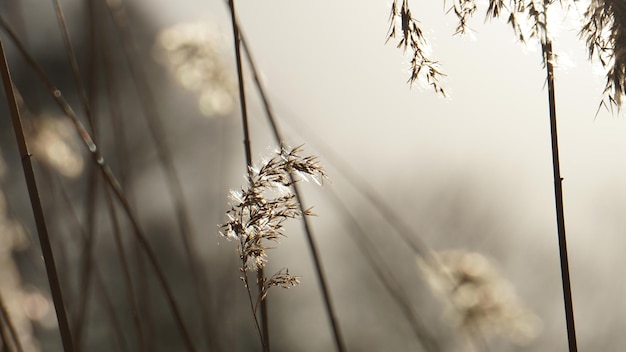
[227,10,348,351]
[227,1,253,168]
[41,168,130,352]
[0,36,75,352]
[323,188,440,352]
[277,108,434,261]
[101,1,217,348]
[241,269,269,352]
[542,32,578,352]
[103,186,145,352]
[322,189,441,352]
[289,182,346,352]
[100,17,130,189]
[0,310,12,352]
[0,292,24,352]
[92,268,130,352]
[72,156,98,349]
[226,1,270,350]
[51,0,93,123]
[50,0,101,342]
[98,23,149,351]
[0,18,197,351]
[46,166,132,352]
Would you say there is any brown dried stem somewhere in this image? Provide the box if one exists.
[226,0,270,350]
[101,0,218,349]
[0,16,197,352]
[0,36,75,352]
[228,13,348,352]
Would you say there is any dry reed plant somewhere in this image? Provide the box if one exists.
[580,0,626,110]
[1,11,202,349]
[3,0,626,350]
[391,1,626,351]
[396,0,626,108]
[0,155,42,352]
[220,147,324,287]
[418,251,540,349]
[220,146,326,348]
[225,3,348,347]
[385,0,587,350]
[387,0,447,96]
[155,22,236,117]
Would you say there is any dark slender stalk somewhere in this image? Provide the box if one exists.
[98,22,148,351]
[0,310,13,352]
[51,0,93,123]
[0,292,24,352]
[241,269,269,352]
[0,18,197,351]
[543,36,578,352]
[92,268,130,352]
[104,143,198,352]
[103,186,145,352]
[227,1,253,168]
[275,110,434,261]
[228,11,347,351]
[101,1,217,349]
[226,1,270,350]
[324,187,440,352]
[41,167,130,352]
[289,182,347,352]
[51,0,101,343]
[0,37,75,352]
[72,157,98,350]
[133,236,155,351]
[34,157,73,305]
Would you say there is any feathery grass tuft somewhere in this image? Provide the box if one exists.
[418,250,540,347]
[580,0,626,111]
[220,146,325,351]
[220,145,326,274]
[387,0,447,95]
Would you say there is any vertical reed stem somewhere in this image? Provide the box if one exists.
[0,292,24,352]
[227,1,270,350]
[543,32,578,352]
[0,37,75,352]
[231,16,347,352]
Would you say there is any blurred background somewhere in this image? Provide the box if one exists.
[0,0,625,351]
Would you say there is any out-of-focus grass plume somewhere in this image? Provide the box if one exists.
[155,22,236,117]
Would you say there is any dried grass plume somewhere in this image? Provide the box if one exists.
[220,146,327,296]
[418,250,541,347]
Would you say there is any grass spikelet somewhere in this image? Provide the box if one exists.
[155,22,236,116]
[220,145,326,351]
[580,0,626,111]
[387,0,447,95]
[220,145,327,274]
[418,250,541,348]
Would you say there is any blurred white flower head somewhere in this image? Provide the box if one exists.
[155,22,236,117]
[31,116,84,178]
[418,250,541,347]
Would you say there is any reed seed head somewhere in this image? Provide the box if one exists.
[418,250,541,345]
[580,0,626,110]
[155,22,236,116]
[220,146,326,281]
[387,0,447,96]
